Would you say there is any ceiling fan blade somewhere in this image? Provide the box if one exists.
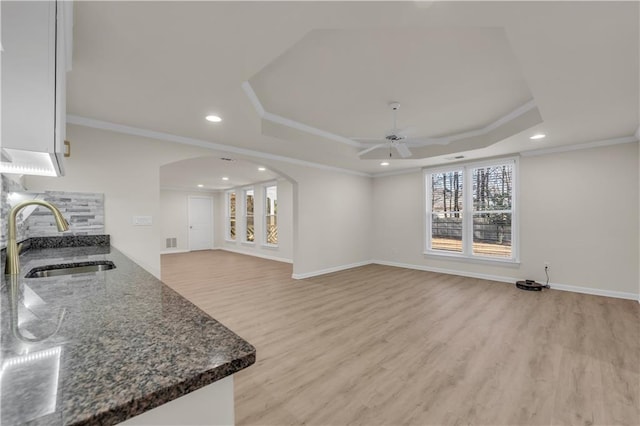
[395,143,413,158]
[357,143,386,157]
[352,137,386,142]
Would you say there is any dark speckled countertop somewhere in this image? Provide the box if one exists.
[0,239,256,426]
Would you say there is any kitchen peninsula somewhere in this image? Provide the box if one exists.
[0,236,256,425]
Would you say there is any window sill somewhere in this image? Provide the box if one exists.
[261,244,279,250]
[224,239,237,244]
[423,250,520,267]
[241,241,255,246]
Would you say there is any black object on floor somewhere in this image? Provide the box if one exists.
[516,280,549,291]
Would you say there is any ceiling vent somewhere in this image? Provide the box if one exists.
[220,157,234,162]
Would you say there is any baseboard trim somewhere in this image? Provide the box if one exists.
[219,247,293,264]
[292,260,372,279]
[372,259,519,284]
[160,249,190,255]
[548,282,638,301]
[371,259,639,301]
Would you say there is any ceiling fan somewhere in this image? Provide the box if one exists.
[354,102,447,158]
[354,102,412,158]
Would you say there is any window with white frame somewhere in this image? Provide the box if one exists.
[425,158,517,261]
[264,184,277,246]
[244,188,255,243]
[226,191,236,241]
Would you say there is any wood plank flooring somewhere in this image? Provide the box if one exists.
[161,250,640,426]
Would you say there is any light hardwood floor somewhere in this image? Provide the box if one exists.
[161,250,640,426]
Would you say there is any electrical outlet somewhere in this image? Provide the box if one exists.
[544,262,551,270]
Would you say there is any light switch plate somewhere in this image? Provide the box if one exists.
[132,215,152,226]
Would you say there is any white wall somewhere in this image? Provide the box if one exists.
[290,166,373,278]
[25,125,215,277]
[25,124,373,278]
[519,143,638,297]
[31,124,635,299]
[372,142,639,298]
[160,190,217,253]
[216,179,294,263]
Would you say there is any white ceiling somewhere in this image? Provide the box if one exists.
[160,157,279,192]
[250,27,533,138]
[68,1,639,177]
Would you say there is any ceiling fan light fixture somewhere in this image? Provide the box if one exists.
[354,102,414,158]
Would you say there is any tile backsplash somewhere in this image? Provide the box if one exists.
[1,174,104,248]
[26,191,105,237]
[1,174,28,247]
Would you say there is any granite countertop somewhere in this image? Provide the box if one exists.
[0,237,256,426]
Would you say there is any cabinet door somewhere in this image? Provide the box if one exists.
[1,1,57,154]
[55,0,72,161]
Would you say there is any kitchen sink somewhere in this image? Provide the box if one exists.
[26,261,116,278]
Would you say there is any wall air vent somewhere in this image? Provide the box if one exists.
[220,158,234,162]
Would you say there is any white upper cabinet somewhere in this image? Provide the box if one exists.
[1,1,73,177]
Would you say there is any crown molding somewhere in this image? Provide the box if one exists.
[371,135,638,178]
[159,186,222,194]
[243,80,539,152]
[66,115,372,178]
[66,115,638,182]
[520,135,638,158]
[241,81,265,117]
[409,99,538,147]
[242,81,360,147]
[372,167,422,178]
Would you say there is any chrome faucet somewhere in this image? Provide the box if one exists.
[5,200,69,275]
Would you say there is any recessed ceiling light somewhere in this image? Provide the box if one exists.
[197,184,204,188]
[206,115,222,123]
[530,133,546,140]
[380,162,390,166]
[258,167,266,171]
[222,177,229,181]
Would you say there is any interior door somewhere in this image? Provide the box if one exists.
[188,196,213,251]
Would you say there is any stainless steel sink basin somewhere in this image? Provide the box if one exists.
[26,261,116,278]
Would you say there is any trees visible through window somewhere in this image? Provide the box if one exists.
[265,185,277,245]
[472,165,513,258]
[244,189,254,242]
[430,170,464,253]
[226,191,236,240]
[426,159,516,260]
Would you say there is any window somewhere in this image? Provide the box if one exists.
[429,169,464,253]
[264,184,277,246]
[425,158,517,262]
[226,191,236,241]
[244,188,254,243]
